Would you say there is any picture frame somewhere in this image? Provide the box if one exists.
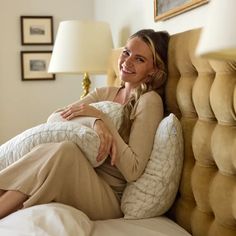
[20,51,55,81]
[20,16,54,45]
[154,0,209,21]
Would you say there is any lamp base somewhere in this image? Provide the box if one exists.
[80,72,91,99]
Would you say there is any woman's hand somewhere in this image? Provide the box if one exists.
[61,104,117,165]
[93,119,117,166]
[61,103,101,120]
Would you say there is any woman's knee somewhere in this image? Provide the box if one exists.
[57,141,92,164]
[33,141,88,168]
[54,141,80,161]
[57,141,78,151]
[31,141,79,165]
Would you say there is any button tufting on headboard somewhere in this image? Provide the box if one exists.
[107,28,236,236]
[166,28,236,236]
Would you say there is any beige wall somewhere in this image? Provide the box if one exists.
[0,0,210,144]
[94,0,210,47]
[0,0,95,144]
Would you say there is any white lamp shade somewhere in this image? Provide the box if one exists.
[196,0,236,60]
[48,20,113,74]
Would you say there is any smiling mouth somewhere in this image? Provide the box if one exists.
[121,66,135,74]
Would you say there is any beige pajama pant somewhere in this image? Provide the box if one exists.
[0,141,123,220]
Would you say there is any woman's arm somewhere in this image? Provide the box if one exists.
[100,91,164,182]
[50,87,118,127]
[55,88,103,113]
[51,87,121,161]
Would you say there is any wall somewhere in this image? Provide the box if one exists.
[0,0,95,144]
[1,0,211,144]
[94,0,210,48]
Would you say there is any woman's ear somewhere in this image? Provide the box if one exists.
[147,68,158,81]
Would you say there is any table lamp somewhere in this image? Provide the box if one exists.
[48,20,113,98]
[196,0,236,60]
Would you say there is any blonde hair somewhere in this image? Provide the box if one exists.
[118,29,169,142]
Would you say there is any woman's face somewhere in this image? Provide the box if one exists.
[118,36,156,88]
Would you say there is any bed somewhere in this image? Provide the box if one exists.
[0,28,235,236]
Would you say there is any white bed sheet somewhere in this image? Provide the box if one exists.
[93,217,191,236]
[0,203,191,236]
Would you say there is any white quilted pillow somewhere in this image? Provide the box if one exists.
[47,101,123,129]
[0,101,123,171]
[121,113,184,219]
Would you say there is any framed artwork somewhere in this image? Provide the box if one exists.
[154,0,209,21]
[20,51,55,81]
[20,16,54,45]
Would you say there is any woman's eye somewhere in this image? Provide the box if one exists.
[136,57,145,63]
[122,50,129,56]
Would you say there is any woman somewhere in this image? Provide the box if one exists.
[0,29,169,220]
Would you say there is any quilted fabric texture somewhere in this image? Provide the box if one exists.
[121,113,184,219]
[47,101,123,129]
[0,101,123,171]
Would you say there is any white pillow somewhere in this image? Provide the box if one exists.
[0,203,93,236]
[0,101,123,171]
[121,113,184,219]
[47,101,123,129]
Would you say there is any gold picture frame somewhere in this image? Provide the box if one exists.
[20,16,54,45]
[21,51,55,81]
[154,0,209,21]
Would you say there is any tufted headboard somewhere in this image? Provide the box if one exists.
[107,28,236,236]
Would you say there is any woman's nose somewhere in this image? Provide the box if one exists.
[124,56,133,66]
